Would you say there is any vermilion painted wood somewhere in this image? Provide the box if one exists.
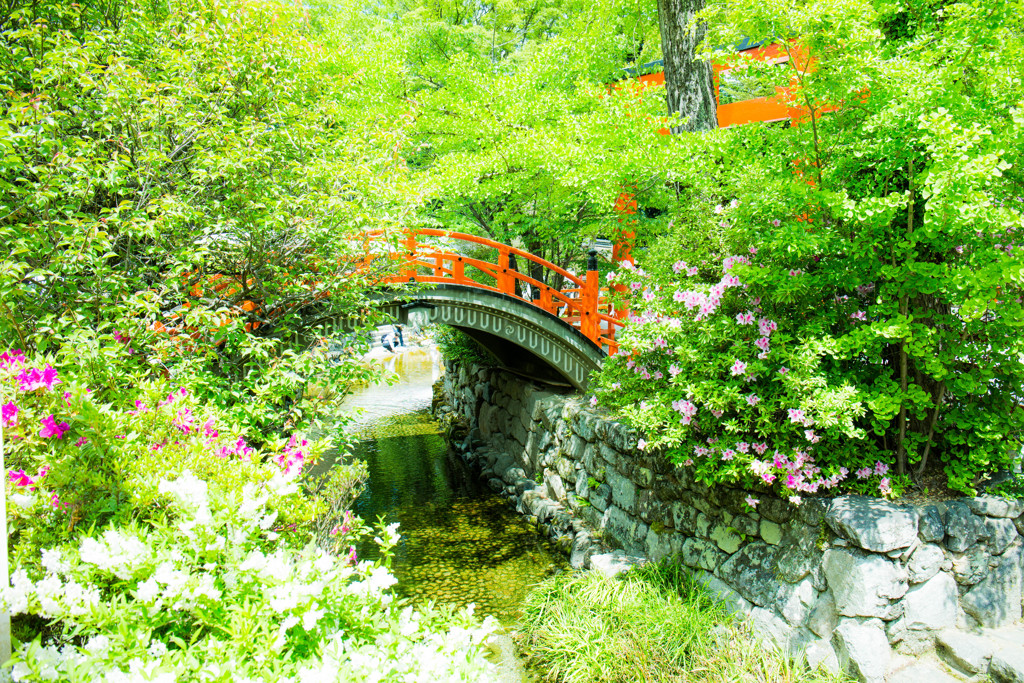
[362,228,624,355]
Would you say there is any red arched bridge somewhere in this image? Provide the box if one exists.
[361,229,627,390]
[159,229,629,391]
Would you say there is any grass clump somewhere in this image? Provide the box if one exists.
[518,560,849,682]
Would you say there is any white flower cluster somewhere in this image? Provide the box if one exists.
[80,529,150,580]
[6,471,497,683]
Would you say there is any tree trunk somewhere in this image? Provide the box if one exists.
[656,0,718,132]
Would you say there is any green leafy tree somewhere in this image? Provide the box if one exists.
[0,0,415,433]
[593,0,1024,497]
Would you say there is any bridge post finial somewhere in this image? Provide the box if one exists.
[587,249,598,272]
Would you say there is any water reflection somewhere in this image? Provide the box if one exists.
[334,348,567,623]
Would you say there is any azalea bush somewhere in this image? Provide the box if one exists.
[592,0,1024,499]
[2,349,497,681]
[3,470,497,682]
[1,349,366,568]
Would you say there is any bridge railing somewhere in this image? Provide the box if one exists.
[360,228,624,355]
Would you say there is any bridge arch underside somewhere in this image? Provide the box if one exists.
[379,285,606,391]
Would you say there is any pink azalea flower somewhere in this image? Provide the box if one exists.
[173,408,195,435]
[683,458,694,466]
[39,415,70,439]
[669,364,682,377]
[736,312,755,325]
[643,290,655,302]
[710,409,724,418]
[18,366,61,392]
[0,349,27,371]
[75,436,88,447]
[637,439,648,451]
[855,467,871,479]
[755,337,770,352]
[673,261,686,273]
[879,477,892,496]
[589,395,598,407]
[778,366,789,375]
[874,461,889,476]
[787,408,805,424]
[8,469,35,488]
[722,449,736,460]
[771,219,781,227]
[736,442,750,453]
[850,310,867,321]
[2,401,18,428]
[203,418,218,438]
[745,496,760,508]
[746,394,760,406]
[128,400,149,415]
[158,387,188,408]
[730,360,747,376]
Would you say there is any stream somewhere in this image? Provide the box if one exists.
[324,347,567,625]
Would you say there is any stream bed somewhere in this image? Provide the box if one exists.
[329,347,567,624]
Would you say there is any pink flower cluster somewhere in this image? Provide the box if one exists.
[39,414,70,439]
[2,401,18,428]
[218,437,254,462]
[330,510,355,537]
[8,465,49,490]
[173,408,196,435]
[669,258,748,321]
[671,399,698,425]
[787,408,814,427]
[7,466,64,508]
[274,435,308,475]
[0,349,26,370]
[158,387,188,408]
[17,366,61,392]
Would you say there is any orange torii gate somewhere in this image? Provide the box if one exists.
[362,228,626,356]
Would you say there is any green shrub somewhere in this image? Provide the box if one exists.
[2,350,497,681]
[1,350,366,569]
[4,471,498,682]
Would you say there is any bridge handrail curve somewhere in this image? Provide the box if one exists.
[360,228,624,354]
[361,228,589,290]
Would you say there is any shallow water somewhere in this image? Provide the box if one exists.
[336,348,566,624]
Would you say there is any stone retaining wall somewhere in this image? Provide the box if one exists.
[435,360,1024,682]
